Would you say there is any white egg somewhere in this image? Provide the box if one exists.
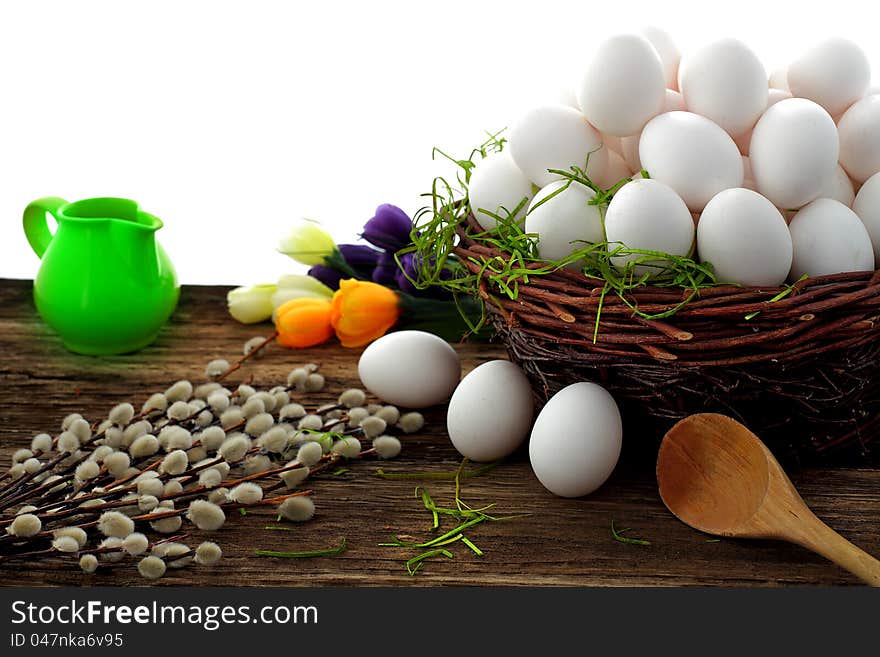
[742,156,757,190]
[358,331,461,408]
[641,26,681,90]
[697,188,792,286]
[526,181,603,266]
[595,149,633,190]
[789,198,875,280]
[602,133,623,156]
[838,95,880,184]
[508,105,607,187]
[750,98,839,209]
[639,111,744,211]
[467,151,535,231]
[732,89,792,156]
[852,172,880,262]
[529,382,622,498]
[604,179,695,276]
[819,164,856,207]
[768,88,793,107]
[787,38,870,117]
[678,38,768,138]
[578,34,666,137]
[664,89,686,111]
[555,86,581,110]
[447,360,534,462]
[769,67,790,91]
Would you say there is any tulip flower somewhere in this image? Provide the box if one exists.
[275,297,334,348]
[271,274,334,321]
[278,219,337,266]
[307,264,345,290]
[362,204,414,251]
[372,251,400,287]
[330,279,401,347]
[227,284,277,324]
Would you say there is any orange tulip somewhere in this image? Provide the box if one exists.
[330,279,400,347]
[275,297,334,348]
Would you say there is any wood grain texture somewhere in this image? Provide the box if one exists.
[1,278,879,587]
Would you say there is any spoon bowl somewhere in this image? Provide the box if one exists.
[657,413,880,585]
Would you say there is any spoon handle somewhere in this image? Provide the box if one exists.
[793,511,880,586]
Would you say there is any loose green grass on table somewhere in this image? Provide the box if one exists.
[377,459,527,576]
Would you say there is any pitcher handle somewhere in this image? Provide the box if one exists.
[23,197,68,259]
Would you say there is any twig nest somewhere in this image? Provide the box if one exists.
[347,407,370,428]
[166,400,191,422]
[244,454,273,476]
[398,412,425,434]
[138,556,166,580]
[245,412,275,437]
[98,511,135,538]
[295,441,323,467]
[281,465,310,489]
[75,460,100,482]
[331,437,362,459]
[8,513,42,537]
[159,450,189,476]
[142,393,168,414]
[165,380,193,403]
[228,482,264,504]
[287,368,309,389]
[195,541,223,566]
[199,468,223,489]
[57,431,81,454]
[69,418,92,442]
[104,451,132,478]
[12,448,33,464]
[277,496,315,522]
[360,416,387,439]
[198,427,227,453]
[79,554,99,574]
[30,433,53,453]
[205,359,231,380]
[136,474,163,497]
[151,515,183,534]
[339,388,367,408]
[187,500,226,531]
[109,403,135,427]
[297,414,324,432]
[374,406,401,425]
[304,373,325,393]
[373,435,402,459]
[219,407,245,428]
[218,435,251,463]
[241,397,266,420]
[53,526,87,548]
[138,495,159,513]
[129,435,160,459]
[52,535,81,553]
[122,532,149,556]
[259,427,290,454]
[208,392,231,412]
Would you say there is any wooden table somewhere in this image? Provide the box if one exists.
[1,278,878,587]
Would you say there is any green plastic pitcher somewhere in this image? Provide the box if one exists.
[23,197,179,355]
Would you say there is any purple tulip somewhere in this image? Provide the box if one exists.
[338,243,382,269]
[395,253,419,294]
[307,264,344,290]
[372,252,400,287]
[362,204,413,251]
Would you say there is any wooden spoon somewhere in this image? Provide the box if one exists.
[657,413,880,586]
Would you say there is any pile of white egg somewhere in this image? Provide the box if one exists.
[358,331,623,499]
[468,30,880,286]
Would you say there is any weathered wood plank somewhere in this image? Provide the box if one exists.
[1,279,878,586]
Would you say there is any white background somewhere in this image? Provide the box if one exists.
[1,0,877,285]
